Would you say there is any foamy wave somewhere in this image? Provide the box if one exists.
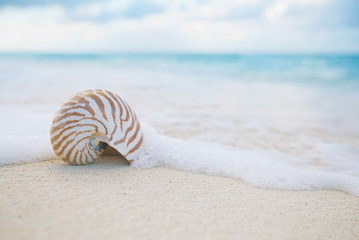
[0,136,55,165]
[133,123,359,196]
[0,105,56,165]
[0,109,358,196]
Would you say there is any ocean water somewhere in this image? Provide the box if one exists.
[0,53,359,195]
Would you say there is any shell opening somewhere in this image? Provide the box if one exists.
[89,137,108,151]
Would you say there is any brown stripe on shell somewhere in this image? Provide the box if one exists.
[58,134,89,157]
[63,135,90,163]
[124,134,143,158]
[55,112,85,124]
[113,115,135,145]
[97,90,118,141]
[51,123,99,144]
[127,121,141,147]
[118,96,130,122]
[58,96,95,116]
[51,117,108,141]
[73,150,79,164]
[106,90,125,131]
[87,93,108,122]
[52,130,91,152]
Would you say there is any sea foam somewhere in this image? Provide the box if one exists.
[0,136,54,165]
[133,123,359,196]
[0,105,56,165]
[0,105,358,196]
[1,116,358,196]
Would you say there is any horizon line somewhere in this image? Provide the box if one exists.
[1,51,359,56]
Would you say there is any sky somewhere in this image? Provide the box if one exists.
[0,0,358,53]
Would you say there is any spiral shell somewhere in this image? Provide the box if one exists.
[50,89,143,165]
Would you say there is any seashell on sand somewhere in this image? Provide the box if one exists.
[50,89,143,165]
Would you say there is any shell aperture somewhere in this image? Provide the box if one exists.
[50,89,143,165]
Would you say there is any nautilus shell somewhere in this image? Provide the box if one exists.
[50,89,143,165]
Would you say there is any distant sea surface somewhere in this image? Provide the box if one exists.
[1,53,359,195]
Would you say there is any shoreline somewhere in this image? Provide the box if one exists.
[1,157,358,240]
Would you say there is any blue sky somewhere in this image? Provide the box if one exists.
[0,0,358,53]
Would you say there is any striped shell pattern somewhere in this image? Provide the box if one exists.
[50,89,143,165]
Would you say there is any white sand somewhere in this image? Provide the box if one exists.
[1,157,359,240]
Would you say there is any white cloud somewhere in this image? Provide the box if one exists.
[0,0,358,53]
[72,1,132,18]
[73,2,103,17]
[265,0,289,22]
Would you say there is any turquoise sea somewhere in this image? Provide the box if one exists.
[1,53,359,84]
[0,53,359,195]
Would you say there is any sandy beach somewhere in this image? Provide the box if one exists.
[1,157,358,240]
